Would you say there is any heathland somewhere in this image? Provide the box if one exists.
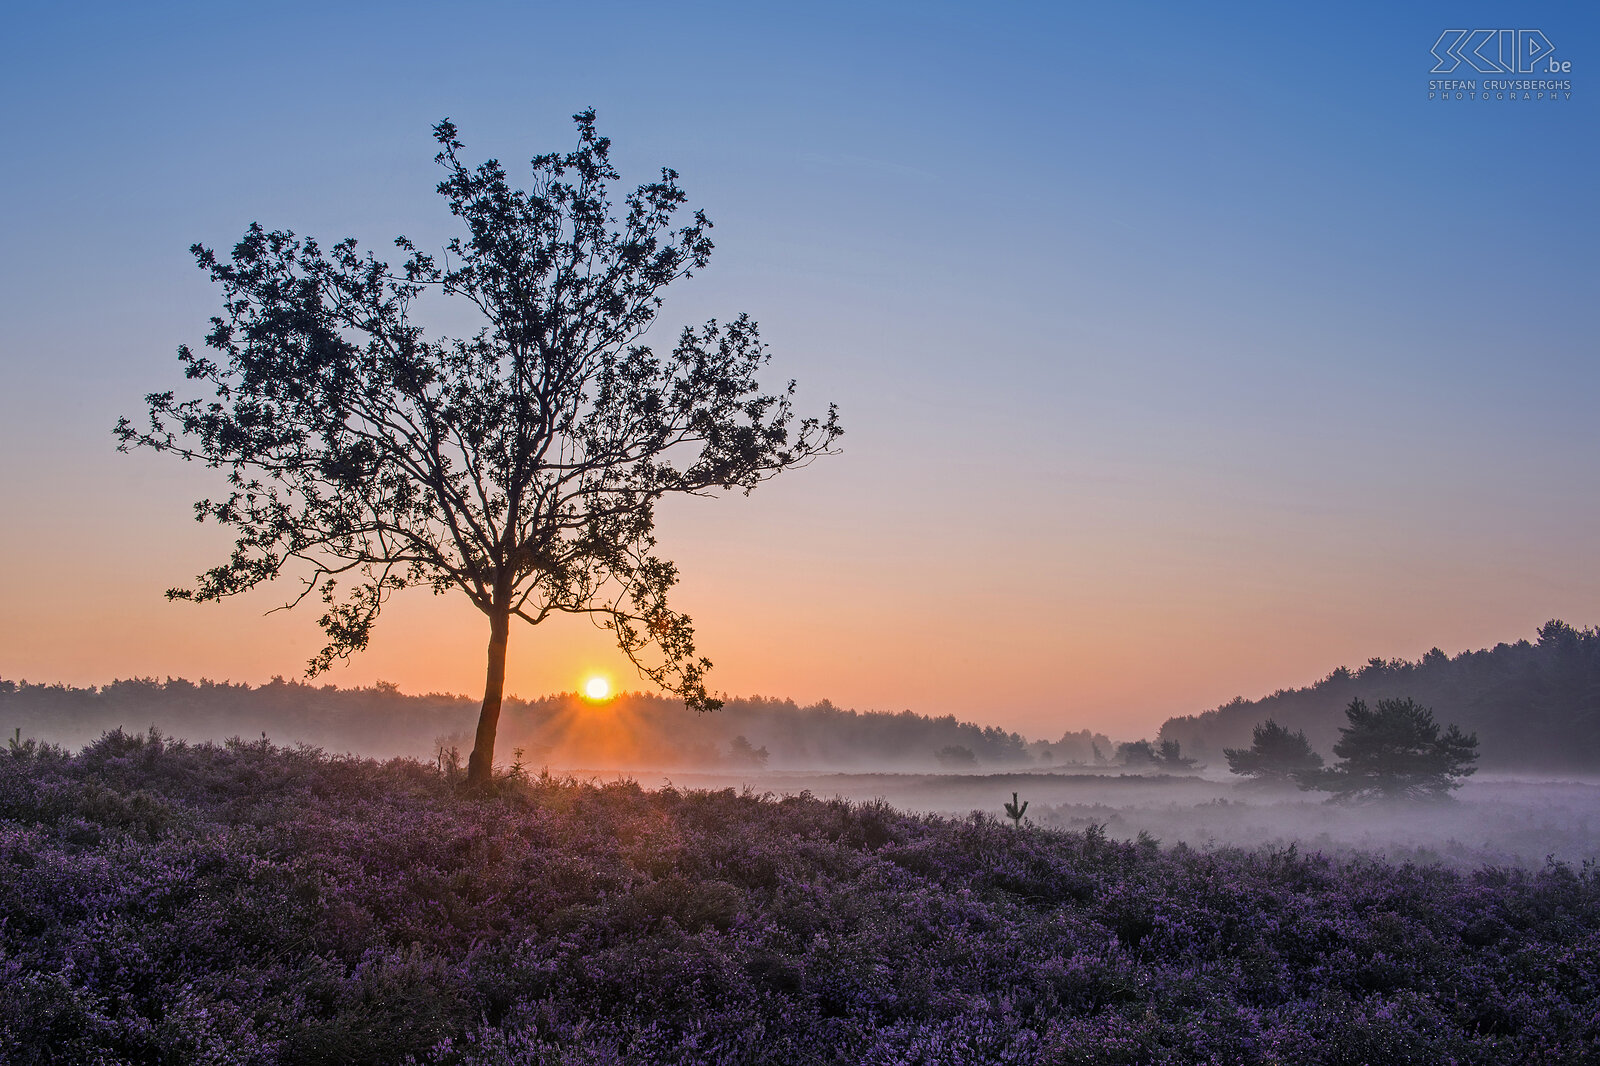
[2,731,1597,1064]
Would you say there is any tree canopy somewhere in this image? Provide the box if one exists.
[1117,739,1197,772]
[1224,719,1323,786]
[1305,697,1478,802]
[117,112,840,786]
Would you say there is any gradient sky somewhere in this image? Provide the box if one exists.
[2,2,1596,740]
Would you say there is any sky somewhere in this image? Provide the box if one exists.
[1,2,1596,741]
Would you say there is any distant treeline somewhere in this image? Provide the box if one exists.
[1159,620,1600,772]
[497,693,1112,771]
[0,677,470,759]
[0,676,1112,771]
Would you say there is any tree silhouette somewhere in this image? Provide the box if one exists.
[936,744,978,769]
[727,735,769,768]
[1118,739,1196,772]
[117,113,840,787]
[1003,791,1028,828]
[1306,697,1478,801]
[1158,620,1600,772]
[1156,739,1198,771]
[1224,719,1323,785]
[1116,740,1157,767]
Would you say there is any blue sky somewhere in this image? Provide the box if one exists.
[1,2,1595,738]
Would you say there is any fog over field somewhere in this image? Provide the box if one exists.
[555,768,1600,872]
[7,636,1599,872]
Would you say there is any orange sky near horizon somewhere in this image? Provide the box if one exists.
[3,425,1592,743]
[1,7,1596,744]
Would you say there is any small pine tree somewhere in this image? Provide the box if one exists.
[1003,791,1028,828]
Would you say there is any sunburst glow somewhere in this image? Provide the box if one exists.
[583,676,611,701]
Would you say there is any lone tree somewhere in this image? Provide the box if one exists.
[936,745,978,769]
[1156,738,1198,772]
[1224,718,1323,786]
[1115,739,1157,767]
[1305,696,1478,801]
[117,113,841,788]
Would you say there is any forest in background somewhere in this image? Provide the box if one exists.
[0,678,1110,772]
[1160,620,1600,772]
[5,620,1597,773]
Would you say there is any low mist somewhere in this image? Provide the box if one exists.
[5,674,1597,870]
[610,769,1600,871]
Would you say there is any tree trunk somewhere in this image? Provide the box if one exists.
[466,606,511,789]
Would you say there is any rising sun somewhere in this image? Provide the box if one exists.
[582,676,612,701]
